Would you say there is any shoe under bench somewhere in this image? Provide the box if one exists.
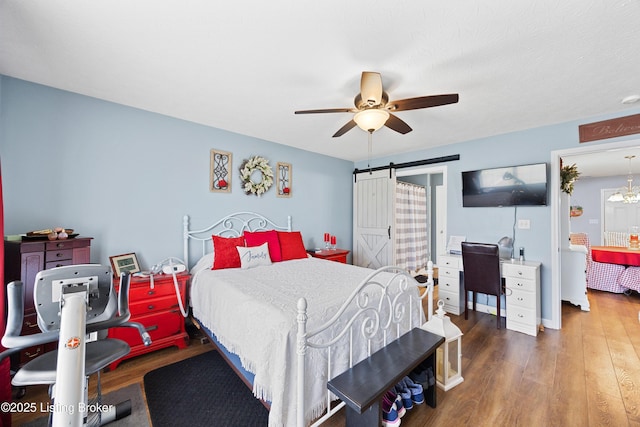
[327,328,444,427]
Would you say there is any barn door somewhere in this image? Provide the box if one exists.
[353,169,395,268]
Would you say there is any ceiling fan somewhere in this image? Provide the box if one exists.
[294,71,459,137]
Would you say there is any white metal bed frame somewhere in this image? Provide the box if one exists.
[183,212,434,427]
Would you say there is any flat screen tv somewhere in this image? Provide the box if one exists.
[462,163,548,207]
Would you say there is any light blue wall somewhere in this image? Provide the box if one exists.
[571,174,638,243]
[0,76,354,269]
[357,109,640,321]
[4,74,640,324]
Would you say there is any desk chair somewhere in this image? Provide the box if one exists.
[461,242,503,329]
[1,264,151,426]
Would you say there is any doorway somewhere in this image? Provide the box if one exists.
[551,137,640,329]
[396,165,448,265]
[352,165,448,269]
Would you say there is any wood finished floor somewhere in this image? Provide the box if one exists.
[12,289,640,426]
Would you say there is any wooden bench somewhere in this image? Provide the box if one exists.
[327,328,444,427]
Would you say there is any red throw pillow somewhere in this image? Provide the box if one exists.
[212,235,245,269]
[278,231,308,261]
[244,230,282,262]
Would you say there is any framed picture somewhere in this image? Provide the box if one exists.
[109,253,141,277]
[210,149,232,193]
[277,162,292,198]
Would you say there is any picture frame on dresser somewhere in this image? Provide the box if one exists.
[109,252,141,277]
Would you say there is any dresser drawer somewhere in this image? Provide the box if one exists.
[128,281,179,302]
[45,258,74,269]
[45,240,77,251]
[21,313,40,335]
[45,248,73,262]
[506,304,536,325]
[129,295,181,316]
[506,287,535,309]
[502,263,537,281]
[438,276,460,296]
[438,289,460,312]
[438,267,460,283]
[109,310,185,346]
[438,256,461,269]
[505,276,536,293]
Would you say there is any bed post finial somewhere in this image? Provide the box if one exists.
[296,297,308,427]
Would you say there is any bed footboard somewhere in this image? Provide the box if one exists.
[296,262,434,427]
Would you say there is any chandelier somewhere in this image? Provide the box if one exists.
[608,155,640,203]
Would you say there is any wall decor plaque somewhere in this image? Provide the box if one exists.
[210,149,232,193]
[579,113,640,143]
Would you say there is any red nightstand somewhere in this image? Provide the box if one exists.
[107,272,190,369]
[308,249,350,264]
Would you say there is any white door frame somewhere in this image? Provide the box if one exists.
[550,137,640,329]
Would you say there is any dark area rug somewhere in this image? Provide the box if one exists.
[24,383,148,427]
[144,350,268,427]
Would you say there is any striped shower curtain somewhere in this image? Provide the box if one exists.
[395,181,429,272]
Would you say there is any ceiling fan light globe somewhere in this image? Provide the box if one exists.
[354,109,390,132]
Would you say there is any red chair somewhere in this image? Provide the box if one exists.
[570,233,627,293]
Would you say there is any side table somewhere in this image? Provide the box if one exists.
[308,248,350,264]
[107,272,190,369]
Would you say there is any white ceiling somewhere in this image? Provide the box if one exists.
[1,1,640,163]
[563,146,640,178]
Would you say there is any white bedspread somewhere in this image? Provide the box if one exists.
[190,257,419,427]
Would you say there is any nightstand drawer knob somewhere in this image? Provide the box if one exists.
[147,305,155,310]
[147,291,155,296]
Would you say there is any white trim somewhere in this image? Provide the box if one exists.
[551,137,640,329]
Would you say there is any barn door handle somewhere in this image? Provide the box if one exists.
[388,226,391,239]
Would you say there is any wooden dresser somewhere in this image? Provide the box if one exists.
[3,237,93,366]
[107,272,190,370]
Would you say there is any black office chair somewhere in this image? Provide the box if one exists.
[461,242,503,329]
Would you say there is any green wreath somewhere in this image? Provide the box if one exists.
[240,156,274,196]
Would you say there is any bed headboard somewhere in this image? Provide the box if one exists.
[183,212,292,267]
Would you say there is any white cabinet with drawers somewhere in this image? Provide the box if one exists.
[437,254,465,315]
[503,261,541,337]
[436,254,542,336]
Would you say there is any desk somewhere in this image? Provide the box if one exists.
[438,254,541,336]
[591,246,640,266]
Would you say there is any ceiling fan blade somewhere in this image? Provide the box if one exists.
[295,108,354,114]
[360,72,383,106]
[332,120,357,137]
[385,113,412,134]
[387,94,459,112]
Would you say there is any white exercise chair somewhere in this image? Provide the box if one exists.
[1,264,152,426]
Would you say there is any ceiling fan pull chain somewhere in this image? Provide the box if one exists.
[368,130,373,173]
